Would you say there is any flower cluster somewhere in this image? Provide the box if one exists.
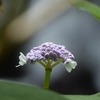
[16,42,77,72]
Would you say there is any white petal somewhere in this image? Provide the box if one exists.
[65,64,72,73]
[19,52,27,60]
[20,58,27,64]
[71,61,77,69]
[19,60,25,66]
[64,59,77,73]
[16,65,20,67]
[16,52,27,67]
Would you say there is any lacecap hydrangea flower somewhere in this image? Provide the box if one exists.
[16,42,77,73]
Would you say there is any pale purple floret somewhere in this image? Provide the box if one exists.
[16,42,77,72]
[26,50,44,62]
[26,42,75,63]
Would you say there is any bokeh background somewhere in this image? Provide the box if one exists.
[0,0,100,94]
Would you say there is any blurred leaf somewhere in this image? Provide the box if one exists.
[64,93,100,100]
[75,1,100,21]
[0,80,67,100]
[0,80,100,100]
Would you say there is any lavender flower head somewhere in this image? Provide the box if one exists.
[16,42,77,72]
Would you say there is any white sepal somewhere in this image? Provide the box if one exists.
[16,52,27,67]
[64,59,77,73]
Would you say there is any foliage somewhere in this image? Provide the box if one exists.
[75,0,100,21]
[0,80,100,100]
[0,80,66,100]
[64,93,100,100]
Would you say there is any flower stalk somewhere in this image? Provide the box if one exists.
[43,68,52,89]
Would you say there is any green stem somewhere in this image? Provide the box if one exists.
[43,69,52,89]
[38,60,46,67]
[51,59,62,68]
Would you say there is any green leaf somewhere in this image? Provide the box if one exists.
[75,1,100,21]
[0,80,67,100]
[0,80,100,100]
[64,93,100,100]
